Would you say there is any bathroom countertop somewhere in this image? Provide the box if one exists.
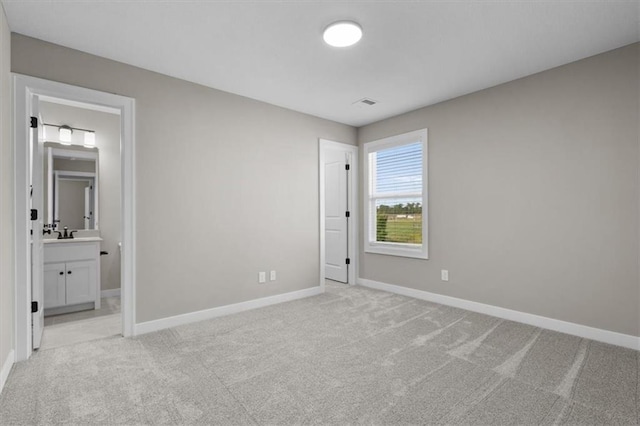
[43,237,103,244]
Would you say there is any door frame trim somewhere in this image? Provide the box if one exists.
[13,74,136,361]
[319,139,358,290]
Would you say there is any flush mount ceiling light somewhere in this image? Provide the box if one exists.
[323,21,362,47]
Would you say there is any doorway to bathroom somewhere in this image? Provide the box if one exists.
[37,99,122,350]
[13,75,136,361]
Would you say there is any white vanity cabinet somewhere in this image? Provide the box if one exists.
[43,238,102,314]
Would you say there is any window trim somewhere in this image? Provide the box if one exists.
[363,128,428,259]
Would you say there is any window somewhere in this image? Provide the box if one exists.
[364,129,428,259]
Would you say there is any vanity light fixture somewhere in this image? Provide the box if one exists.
[84,131,96,147]
[323,21,362,47]
[45,122,98,148]
[58,125,73,143]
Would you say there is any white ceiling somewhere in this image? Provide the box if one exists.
[3,1,639,127]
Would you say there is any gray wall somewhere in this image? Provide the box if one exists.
[8,33,635,343]
[41,102,121,292]
[359,43,639,337]
[12,34,357,323]
[0,5,12,376]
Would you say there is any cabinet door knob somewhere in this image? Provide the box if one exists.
[67,270,72,274]
[59,271,63,275]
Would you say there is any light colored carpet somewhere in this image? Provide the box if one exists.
[1,282,638,425]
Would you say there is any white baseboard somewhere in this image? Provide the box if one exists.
[101,288,121,298]
[135,286,324,335]
[0,350,15,395]
[358,278,640,351]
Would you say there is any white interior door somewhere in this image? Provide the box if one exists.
[324,149,349,283]
[30,101,45,349]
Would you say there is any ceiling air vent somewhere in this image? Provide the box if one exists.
[357,98,377,106]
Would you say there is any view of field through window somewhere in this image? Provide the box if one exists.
[372,141,423,245]
[376,200,422,244]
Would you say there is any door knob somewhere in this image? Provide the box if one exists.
[67,270,72,275]
[59,271,63,275]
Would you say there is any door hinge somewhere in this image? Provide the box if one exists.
[345,164,350,171]
[30,116,38,129]
[346,258,351,265]
[30,209,38,220]
[31,301,38,313]
[345,211,350,218]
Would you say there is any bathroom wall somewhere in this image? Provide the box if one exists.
[358,43,640,337]
[40,102,122,292]
[13,34,357,323]
[0,4,13,381]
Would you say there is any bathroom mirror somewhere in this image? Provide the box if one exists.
[44,143,100,231]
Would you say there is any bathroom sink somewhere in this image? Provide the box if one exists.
[43,237,103,244]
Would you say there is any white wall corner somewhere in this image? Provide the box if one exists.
[101,288,121,298]
[0,350,15,395]
[135,286,324,335]
[358,278,640,351]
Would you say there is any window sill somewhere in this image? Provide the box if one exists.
[365,244,428,260]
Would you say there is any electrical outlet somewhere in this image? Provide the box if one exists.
[441,270,449,282]
[258,272,266,283]
[270,270,276,281]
